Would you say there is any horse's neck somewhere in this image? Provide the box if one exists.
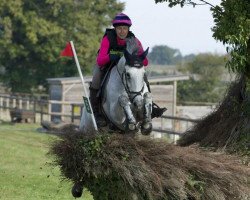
[107,66,125,90]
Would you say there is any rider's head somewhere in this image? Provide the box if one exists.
[112,13,132,39]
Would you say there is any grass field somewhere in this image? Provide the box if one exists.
[0,122,93,200]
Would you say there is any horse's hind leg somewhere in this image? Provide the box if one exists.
[141,92,153,135]
[118,95,136,131]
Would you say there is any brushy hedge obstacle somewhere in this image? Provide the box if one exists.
[50,129,250,200]
[178,75,250,160]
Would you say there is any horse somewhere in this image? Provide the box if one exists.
[80,38,152,135]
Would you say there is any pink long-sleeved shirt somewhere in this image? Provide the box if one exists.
[96,35,148,68]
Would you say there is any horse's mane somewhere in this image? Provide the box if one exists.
[126,38,139,55]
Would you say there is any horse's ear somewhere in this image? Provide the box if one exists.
[140,47,149,60]
[124,49,131,61]
[117,56,126,73]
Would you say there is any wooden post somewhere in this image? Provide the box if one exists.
[0,97,3,111]
[33,99,36,123]
[172,81,177,116]
[61,101,65,122]
[6,98,9,109]
[13,98,16,108]
[40,101,44,122]
[19,99,22,109]
[71,104,74,123]
[26,98,30,110]
[48,100,51,120]
[172,81,177,143]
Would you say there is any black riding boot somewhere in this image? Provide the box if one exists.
[89,87,107,127]
[151,102,167,119]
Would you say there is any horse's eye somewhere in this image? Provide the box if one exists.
[126,73,131,79]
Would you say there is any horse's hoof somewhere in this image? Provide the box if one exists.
[141,123,152,135]
[128,123,136,130]
[142,123,150,130]
[71,182,84,198]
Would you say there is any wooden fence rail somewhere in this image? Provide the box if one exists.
[153,115,200,136]
[160,115,200,123]
[0,95,83,123]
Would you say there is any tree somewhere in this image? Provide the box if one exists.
[154,0,250,154]
[148,45,182,65]
[0,0,123,92]
[177,53,228,102]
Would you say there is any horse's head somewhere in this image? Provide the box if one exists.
[117,39,149,109]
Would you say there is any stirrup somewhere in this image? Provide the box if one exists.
[151,103,167,119]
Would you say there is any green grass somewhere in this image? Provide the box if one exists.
[0,123,93,200]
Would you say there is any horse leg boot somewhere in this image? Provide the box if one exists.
[144,74,167,118]
[119,95,137,131]
[89,87,107,127]
[141,92,153,135]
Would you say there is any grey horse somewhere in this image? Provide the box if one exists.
[80,38,152,134]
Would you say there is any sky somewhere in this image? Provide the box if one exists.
[121,0,226,56]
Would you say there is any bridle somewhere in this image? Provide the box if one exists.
[118,65,145,103]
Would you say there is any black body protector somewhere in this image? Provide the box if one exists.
[104,28,135,68]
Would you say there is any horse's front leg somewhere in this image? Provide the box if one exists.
[118,94,137,131]
[141,92,153,135]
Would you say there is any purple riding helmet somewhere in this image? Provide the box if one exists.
[112,13,132,27]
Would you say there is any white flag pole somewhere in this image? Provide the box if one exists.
[70,41,98,131]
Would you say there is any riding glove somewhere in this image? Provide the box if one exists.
[109,54,120,63]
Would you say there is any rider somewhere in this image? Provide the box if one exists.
[90,13,166,127]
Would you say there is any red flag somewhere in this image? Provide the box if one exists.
[60,42,74,57]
